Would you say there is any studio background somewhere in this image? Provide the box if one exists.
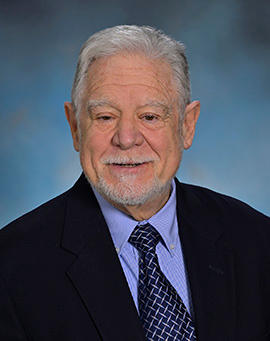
[1,0,269,228]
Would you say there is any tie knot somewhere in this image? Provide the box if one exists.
[128,223,161,253]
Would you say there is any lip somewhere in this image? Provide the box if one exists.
[108,162,150,176]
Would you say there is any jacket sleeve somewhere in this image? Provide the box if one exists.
[0,276,29,340]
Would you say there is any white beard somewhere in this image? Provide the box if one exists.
[87,173,171,206]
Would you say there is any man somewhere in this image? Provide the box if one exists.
[0,25,269,341]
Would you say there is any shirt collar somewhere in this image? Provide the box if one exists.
[92,179,178,256]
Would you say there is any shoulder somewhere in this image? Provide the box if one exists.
[0,187,72,267]
[1,189,70,236]
[175,179,270,254]
[177,179,269,222]
[0,174,99,265]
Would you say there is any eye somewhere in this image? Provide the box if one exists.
[97,115,113,121]
[144,114,157,121]
[141,113,159,122]
[139,111,165,129]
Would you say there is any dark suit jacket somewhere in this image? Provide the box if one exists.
[0,174,269,341]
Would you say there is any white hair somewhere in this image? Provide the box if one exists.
[71,25,191,118]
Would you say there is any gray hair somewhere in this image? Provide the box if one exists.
[71,25,190,117]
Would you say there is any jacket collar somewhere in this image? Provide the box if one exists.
[61,174,145,341]
[175,178,236,341]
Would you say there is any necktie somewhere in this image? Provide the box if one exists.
[129,223,196,341]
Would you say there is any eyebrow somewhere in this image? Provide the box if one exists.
[86,99,118,111]
[138,101,172,119]
[138,101,170,111]
[86,99,171,115]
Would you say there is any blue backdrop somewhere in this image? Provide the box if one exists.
[1,0,269,227]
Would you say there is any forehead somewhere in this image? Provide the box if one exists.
[83,53,177,102]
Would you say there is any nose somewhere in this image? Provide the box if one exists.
[111,116,144,150]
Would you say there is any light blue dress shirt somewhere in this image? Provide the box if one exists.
[92,180,193,315]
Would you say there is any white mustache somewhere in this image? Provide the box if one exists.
[101,155,158,164]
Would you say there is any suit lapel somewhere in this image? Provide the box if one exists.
[175,179,236,341]
[61,175,145,341]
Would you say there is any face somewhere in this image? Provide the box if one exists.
[65,53,200,208]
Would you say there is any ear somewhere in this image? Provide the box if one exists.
[182,100,200,150]
[64,102,80,152]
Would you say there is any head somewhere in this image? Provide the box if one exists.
[65,25,200,213]
[71,25,191,117]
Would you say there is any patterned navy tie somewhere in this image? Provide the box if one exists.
[129,223,196,341]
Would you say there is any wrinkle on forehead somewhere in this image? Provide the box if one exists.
[83,53,177,102]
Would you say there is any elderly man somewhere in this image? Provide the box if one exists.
[0,26,269,341]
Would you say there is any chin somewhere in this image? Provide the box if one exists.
[91,175,171,207]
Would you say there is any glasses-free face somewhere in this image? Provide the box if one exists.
[65,53,199,218]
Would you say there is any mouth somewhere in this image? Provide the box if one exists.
[107,161,150,176]
[111,162,146,168]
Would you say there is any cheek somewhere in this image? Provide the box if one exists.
[79,136,105,185]
[157,129,181,158]
[156,131,182,174]
[80,131,111,167]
